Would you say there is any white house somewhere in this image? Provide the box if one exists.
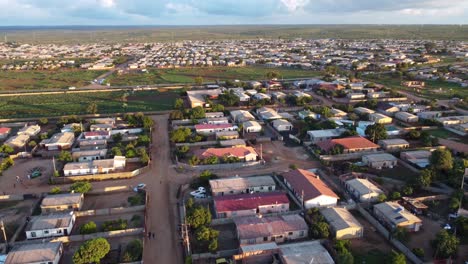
[395,112,419,123]
[26,213,75,239]
[17,125,41,137]
[243,121,262,133]
[362,153,398,169]
[63,156,126,176]
[344,178,383,203]
[369,113,392,124]
[307,128,347,143]
[272,119,293,132]
[194,124,238,136]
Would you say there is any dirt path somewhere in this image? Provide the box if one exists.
[143,114,183,264]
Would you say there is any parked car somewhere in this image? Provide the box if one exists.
[190,187,206,197]
[134,183,146,192]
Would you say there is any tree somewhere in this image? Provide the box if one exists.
[337,250,354,264]
[388,250,406,264]
[208,238,218,252]
[186,206,211,229]
[28,140,37,148]
[0,144,14,154]
[79,221,97,234]
[266,71,280,79]
[430,149,453,172]
[218,91,240,106]
[39,118,48,125]
[112,133,123,143]
[57,151,73,162]
[432,230,459,259]
[365,123,388,142]
[122,239,143,262]
[390,191,401,201]
[111,147,122,157]
[310,221,329,239]
[412,248,425,258]
[402,186,413,196]
[393,227,409,242]
[49,186,61,194]
[377,193,387,202]
[189,106,205,119]
[416,169,434,188]
[407,130,421,140]
[72,237,110,264]
[195,226,219,242]
[210,104,224,112]
[194,76,204,86]
[137,135,150,147]
[69,181,92,193]
[170,128,192,143]
[139,148,150,165]
[174,98,184,110]
[86,102,98,114]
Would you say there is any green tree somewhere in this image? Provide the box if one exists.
[86,102,98,114]
[337,250,354,264]
[194,76,204,86]
[170,128,192,143]
[390,192,401,201]
[0,144,14,154]
[407,130,421,140]
[72,237,110,264]
[266,71,280,79]
[430,149,453,172]
[195,226,219,242]
[432,230,459,259]
[377,193,387,202]
[210,104,225,112]
[388,250,406,264]
[174,98,184,109]
[189,106,206,119]
[112,133,123,143]
[218,90,240,106]
[69,181,92,193]
[402,186,413,196]
[39,117,48,125]
[310,222,330,239]
[417,169,434,188]
[208,238,218,252]
[122,239,143,262]
[28,140,37,148]
[412,248,424,258]
[49,186,61,194]
[111,146,123,156]
[186,206,211,229]
[79,221,98,234]
[365,123,388,142]
[57,150,73,162]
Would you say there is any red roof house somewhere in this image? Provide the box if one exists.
[193,146,258,162]
[0,127,11,139]
[316,136,379,154]
[214,191,289,218]
[282,169,339,209]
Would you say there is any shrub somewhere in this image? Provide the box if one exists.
[102,219,128,231]
[122,239,143,262]
[69,181,92,193]
[49,187,61,194]
[128,193,145,206]
[73,238,110,264]
[412,248,424,258]
[80,221,98,234]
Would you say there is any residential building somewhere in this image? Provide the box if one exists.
[331,108,348,118]
[400,150,431,168]
[369,113,393,124]
[72,149,107,162]
[63,156,126,176]
[272,119,293,132]
[90,117,116,126]
[40,132,75,150]
[307,128,347,143]
[436,115,468,126]
[378,138,410,151]
[373,202,422,232]
[215,131,239,140]
[214,191,289,218]
[234,214,308,245]
[205,112,224,118]
[79,139,107,150]
[230,110,255,123]
[243,121,262,133]
[5,242,63,264]
[41,193,84,213]
[298,110,319,120]
[194,124,237,136]
[5,134,30,148]
[26,213,75,239]
[83,131,111,140]
[321,207,363,239]
[61,123,81,133]
[0,127,11,140]
[417,111,442,120]
[282,169,338,209]
[362,153,398,169]
[219,139,246,147]
[279,240,335,264]
[344,178,384,202]
[90,123,113,131]
[257,107,281,120]
[187,89,222,108]
[205,117,230,125]
[17,125,41,136]
[395,112,419,123]
[316,136,379,154]
[209,176,276,196]
[354,107,375,115]
[193,146,258,162]
[347,93,366,99]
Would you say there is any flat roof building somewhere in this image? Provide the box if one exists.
[209,176,276,196]
[321,207,363,239]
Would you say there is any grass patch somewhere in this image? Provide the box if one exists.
[426,128,468,144]
[0,70,107,90]
[378,166,419,182]
[0,90,178,118]
[353,249,388,264]
[107,66,321,85]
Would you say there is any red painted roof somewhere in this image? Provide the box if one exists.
[316,136,379,151]
[84,131,110,137]
[194,124,234,130]
[0,127,11,134]
[194,146,258,159]
[214,192,289,212]
[282,169,339,201]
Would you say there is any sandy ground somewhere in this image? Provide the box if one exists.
[82,192,135,210]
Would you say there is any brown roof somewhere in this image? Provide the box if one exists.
[316,136,379,152]
[5,242,62,264]
[282,169,338,200]
[234,214,308,240]
[194,146,258,159]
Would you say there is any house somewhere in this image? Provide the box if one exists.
[83,131,111,140]
[436,116,468,126]
[40,132,75,150]
[373,202,422,232]
[79,139,107,150]
[17,124,41,136]
[402,81,425,88]
[354,107,375,116]
[316,136,379,154]
[257,107,281,120]
[209,176,276,196]
[307,128,347,143]
[243,121,262,133]
[41,193,84,213]
[279,240,335,264]
[26,213,75,239]
[272,119,293,132]
[298,110,319,120]
[194,146,258,162]
[321,207,363,239]
[400,150,431,168]
[219,139,246,147]
[362,153,398,169]
[5,242,63,264]
[0,127,11,140]
[234,214,308,245]
[205,112,224,119]
[377,102,400,116]
[282,169,338,209]
[344,178,384,202]
[90,117,116,126]
[216,131,239,140]
[378,138,410,151]
[194,124,237,136]
[214,191,289,218]
[5,134,30,148]
[63,156,126,176]
[72,149,107,162]
[400,197,429,215]
[230,110,255,123]
[235,92,251,102]
[252,93,271,101]
[347,93,366,100]
[205,117,230,125]
[61,123,81,133]
[331,108,348,118]
[395,112,419,123]
[187,89,222,108]
[369,113,393,124]
[90,123,113,131]
[417,111,442,120]
[367,92,389,99]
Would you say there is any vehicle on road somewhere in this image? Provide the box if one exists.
[190,187,206,197]
[134,183,147,192]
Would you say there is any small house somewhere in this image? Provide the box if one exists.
[5,242,63,264]
[209,176,276,196]
[378,138,410,151]
[369,113,393,124]
[243,121,262,133]
[26,213,75,239]
[344,178,384,202]
[321,207,363,239]
[395,112,419,123]
[272,119,293,132]
[362,153,397,169]
[373,202,422,232]
[41,193,84,213]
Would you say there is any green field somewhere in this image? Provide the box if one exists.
[2,25,467,44]
[107,66,321,86]
[0,70,107,91]
[364,74,468,100]
[0,90,178,118]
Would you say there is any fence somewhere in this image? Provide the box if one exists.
[320,151,385,162]
[0,194,25,202]
[87,185,132,194]
[191,249,239,261]
[65,165,150,182]
[75,205,145,217]
[177,160,264,171]
[51,228,144,243]
[175,141,218,147]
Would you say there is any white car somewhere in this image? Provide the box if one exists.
[190,187,206,197]
[133,183,146,192]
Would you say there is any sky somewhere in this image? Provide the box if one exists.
[0,0,467,26]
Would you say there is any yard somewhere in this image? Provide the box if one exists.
[107,66,322,86]
[426,128,468,144]
[0,69,107,90]
[0,90,178,118]
[377,165,419,182]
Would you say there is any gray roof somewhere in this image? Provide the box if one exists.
[279,240,335,264]
[307,128,346,138]
[378,138,410,146]
[320,207,363,231]
[5,242,62,264]
[345,178,383,196]
[363,153,397,162]
[26,213,74,231]
[41,193,83,207]
[374,202,422,225]
[210,176,275,193]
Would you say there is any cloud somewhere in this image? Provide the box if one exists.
[280,0,309,12]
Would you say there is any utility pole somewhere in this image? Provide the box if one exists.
[0,220,7,248]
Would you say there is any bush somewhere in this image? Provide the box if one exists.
[73,238,110,264]
[131,215,142,227]
[80,221,98,234]
[122,239,143,262]
[49,187,61,194]
[69,181,92,193]
[102,219,128,231]
[412,248,424,258]
[128,193,145,206]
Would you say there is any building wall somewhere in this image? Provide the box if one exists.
[239,229,307,245]
[381,143,409,150]
[26,217,75,239]
[219,209,257,218]
[41,202,82,213]
[213,185,276,196]
[304,195,338,209]
[335,226,364,240]
[365,159,398,169]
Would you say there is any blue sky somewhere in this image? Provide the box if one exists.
[1,0,467,25]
